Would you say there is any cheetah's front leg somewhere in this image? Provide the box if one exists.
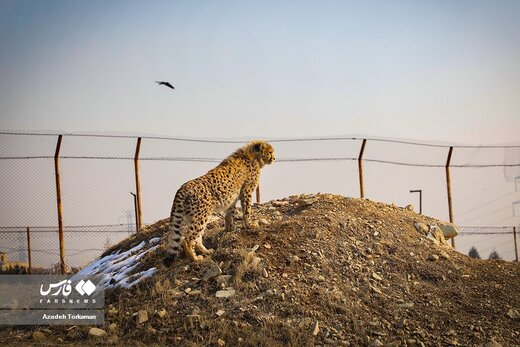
[241,186,259,229]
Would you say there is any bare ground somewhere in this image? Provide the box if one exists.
[2,194,519,346]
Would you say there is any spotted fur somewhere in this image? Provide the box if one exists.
[163,141,275,265]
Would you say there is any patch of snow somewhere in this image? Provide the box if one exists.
[72,239,161,289]
[149,237,161,244]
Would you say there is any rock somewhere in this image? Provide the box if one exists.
[272,200,289,207]
[426,236,440,246]
[369,338,383,347]
[507,308,520,320]
[217,338,226,346]
[250,245,260,252]
[312,320,320,336]
[32,331,46,342]
[137,310,148,324]
[216,289,236,298]
[108,322,117,331]
[264,243,271,249]
[216,309,225,317]
[405,204,414,212]
[398,302,415,309]
[428,254,439,261]
[372,272,383,281]
[157,309,167,318]
[428,225,448,245]
[439,250,450,260]
[202,263,222,281]
[414,222,429,234]
[262,268,269,278]
[88,327,107,338]
[259,218,270,226]
[440,223,459,239]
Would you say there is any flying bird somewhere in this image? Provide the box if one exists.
[156,81,175,90]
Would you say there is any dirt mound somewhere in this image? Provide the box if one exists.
[4,194,520,346]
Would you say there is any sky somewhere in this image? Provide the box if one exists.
[1,0,519,144]
[1,1,520,265]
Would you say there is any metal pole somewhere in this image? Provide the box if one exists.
[54,135,66,274]
[358,139,367,198]
[134,137,143,231]
[514,226,518,262]
[410,190,422,214]
[445,146,455,248]
[130,193,138,233]
[256,184,260,204]
[26,227,32,274]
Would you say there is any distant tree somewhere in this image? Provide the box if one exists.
[468,247,481,259]
[0,264,27,274]
[488,250,502,260]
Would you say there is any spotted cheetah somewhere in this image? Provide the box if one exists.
[163,141,275,265]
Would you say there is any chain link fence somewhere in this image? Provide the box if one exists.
[1,131,519,271]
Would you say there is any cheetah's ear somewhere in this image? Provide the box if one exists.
[253,142,262,152]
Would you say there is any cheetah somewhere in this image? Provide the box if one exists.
[163,141,275,265]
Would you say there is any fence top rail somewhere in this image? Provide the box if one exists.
[1,131,520,149]
[1,155,518,168]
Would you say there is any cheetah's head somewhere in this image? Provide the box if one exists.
[251,141,275,167]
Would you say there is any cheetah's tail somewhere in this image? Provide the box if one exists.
[163,193,184,267]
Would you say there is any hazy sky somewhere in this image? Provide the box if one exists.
[1,0,519,144]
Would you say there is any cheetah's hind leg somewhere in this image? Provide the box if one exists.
[195,235,214,255]
[224,207,235,232]
[182,238,203,262]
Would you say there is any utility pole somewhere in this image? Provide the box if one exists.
[410,190,422,214]
[130,193,139,233]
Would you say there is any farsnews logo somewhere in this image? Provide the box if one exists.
[39,278,98,305]
[75,279,96,296]
[39,279,96,297]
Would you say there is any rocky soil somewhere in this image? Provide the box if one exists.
[2,194,520,346]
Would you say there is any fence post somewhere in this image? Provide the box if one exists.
[134,137,143,231]
[26,227,32,274]
[256,184,261,204]
[514,226,518,262]
[54,135,66,274]
[445,146,455,248]
[358,139,367,198]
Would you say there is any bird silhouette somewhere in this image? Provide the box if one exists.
[156,81,175,90]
